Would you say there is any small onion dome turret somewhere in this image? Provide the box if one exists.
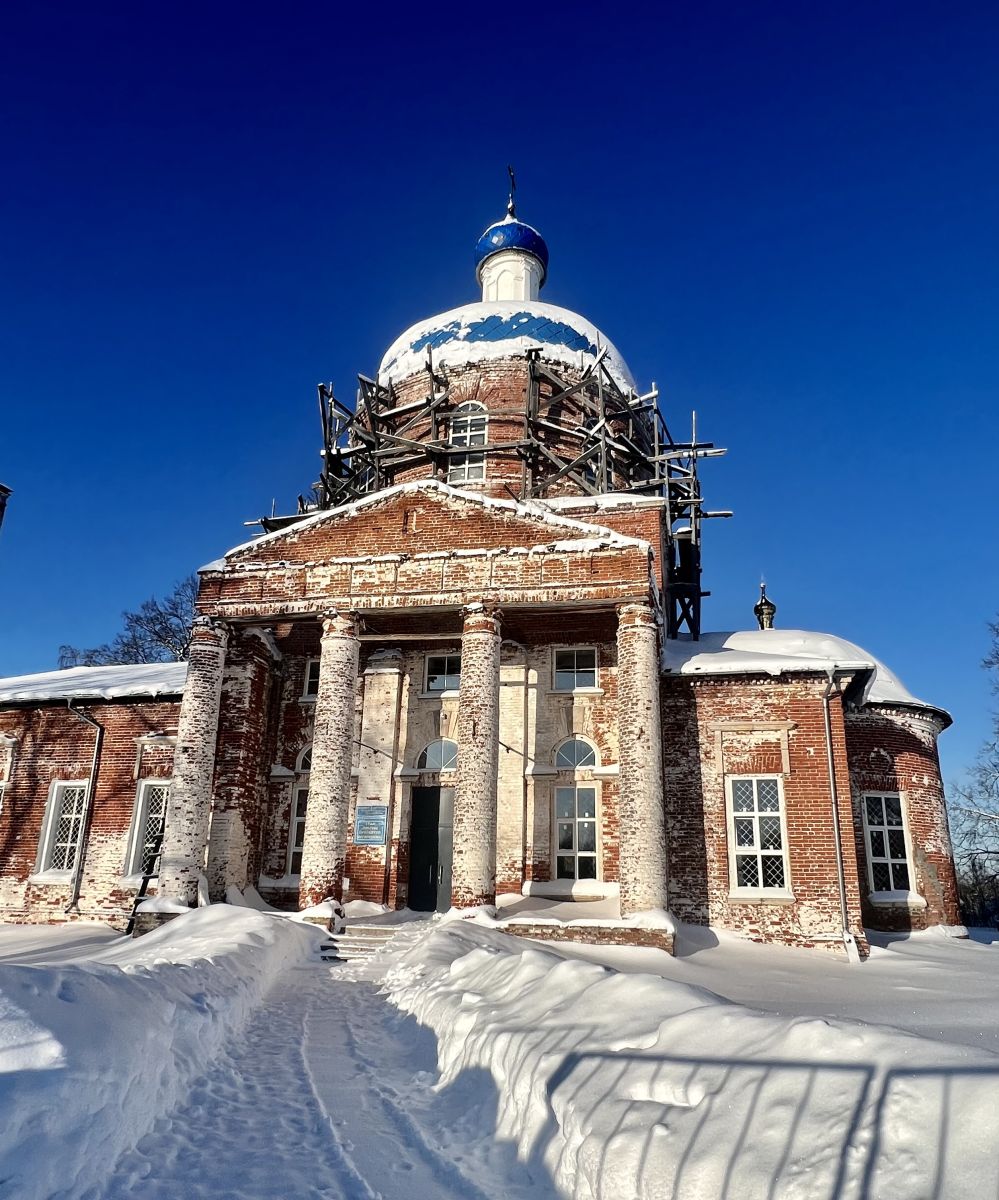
[475,214,550,287]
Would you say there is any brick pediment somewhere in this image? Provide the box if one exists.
[197,482,654,618]
[216,481,647,567]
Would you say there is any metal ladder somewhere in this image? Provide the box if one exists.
[124,829,165,936]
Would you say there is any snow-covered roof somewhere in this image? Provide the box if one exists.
[0,662,188,704]
[377,300,636,392]
[662,629,946,718]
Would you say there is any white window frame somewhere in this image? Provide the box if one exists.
[447,402,488,485]
[552,646,599,693]
[726,775,793,900]
[124,779,172,878]
[861,791,920,902]
[416,739,459,772]
[424,652,461,696]
[35,780,89,879]
[287,784,309,878]
[0,736,15,820]
[301,658,321,701]
[553,737,598,770]
[552,737,601,883]
[552,780,601,883]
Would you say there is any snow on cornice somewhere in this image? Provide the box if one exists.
[205,480,652,570]
[377,300,636,392]
[0,662,188,704]
[662,629,948,721]
[543,493,668,511]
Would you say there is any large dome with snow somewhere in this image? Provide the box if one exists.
[377,300,636,392]
[377,202,636,393]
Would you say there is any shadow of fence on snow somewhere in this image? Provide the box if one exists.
[534,1051,999,1199]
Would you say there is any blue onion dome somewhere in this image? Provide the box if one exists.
[475,214,549,286]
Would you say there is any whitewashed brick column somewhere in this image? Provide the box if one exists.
[205,628,276,901]
[452,603,501,908]
[159,617,229,906]
[298,610,360,908]
[616,601,669,914]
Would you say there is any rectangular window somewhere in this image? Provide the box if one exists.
[554,785,598,880]
[553,647,598,692]
[863,793,911,893]
[302,659,321,699]
[728,776,790,894]
[40,781,88,874]
[127,780,171,876]
[425,653,461,694]
[288,786,308,877]
[448,405,488,484]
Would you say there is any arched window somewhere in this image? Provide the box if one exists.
[553,737,598,882]
[417,739,458,771]
[554,738,597,769]
[448,402,487,484]
[288,745,312,877]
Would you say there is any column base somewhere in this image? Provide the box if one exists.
[130,911,184,938]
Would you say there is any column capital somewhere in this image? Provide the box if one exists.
[616,600,657,630]
[320,609,361,639]
[191,615,229,641]
[461,600,502,626]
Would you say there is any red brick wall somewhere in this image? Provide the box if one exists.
[0,698,179,924]
[662,674,869,955]
[374,358,655,501]
[845,705,960,931]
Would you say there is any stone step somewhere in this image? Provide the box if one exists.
[319,948,379,962]
[321,939,386,952]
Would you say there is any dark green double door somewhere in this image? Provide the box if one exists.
[408,786,453,912]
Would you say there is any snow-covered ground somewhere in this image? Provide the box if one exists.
[0,910,997,1199]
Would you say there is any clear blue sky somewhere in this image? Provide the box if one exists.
[1,2,997,785]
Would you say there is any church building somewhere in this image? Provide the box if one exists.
[0,197,961,955]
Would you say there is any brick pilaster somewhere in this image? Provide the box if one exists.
[298,611,359,907]
[452,603,501,908]
[159,617,229,906]
[617,601,669,914]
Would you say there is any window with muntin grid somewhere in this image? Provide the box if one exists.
[288,786,308,876]
[729,777,790,893]
[302,659,321,699]
[553,648,597,692]
[41,782,88,873]
[863,793,911,892]
[128,780,170,875]
[425,654,461,693]
[448,402,487,484]
[554,785,598,880]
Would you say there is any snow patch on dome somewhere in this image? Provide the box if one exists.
[378,300,636,392]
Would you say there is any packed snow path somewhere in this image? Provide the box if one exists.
[5,911,999,1199]
[95,928,548,1200]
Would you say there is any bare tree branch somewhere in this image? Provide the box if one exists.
[57,575,199,667]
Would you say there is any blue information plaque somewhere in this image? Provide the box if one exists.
[354,805,388,846]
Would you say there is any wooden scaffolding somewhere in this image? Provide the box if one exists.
[261,351,727,638]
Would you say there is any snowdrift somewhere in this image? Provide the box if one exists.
[386,923,999,1199]
[0,908,318,1199]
